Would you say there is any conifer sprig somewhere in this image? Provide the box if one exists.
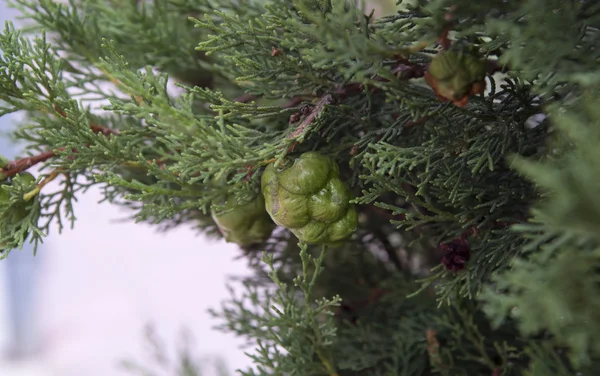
[2,0,600,374]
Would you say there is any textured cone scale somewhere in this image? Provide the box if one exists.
[425,50,487,107]
[210,193,276,246]
[261,152,358,245]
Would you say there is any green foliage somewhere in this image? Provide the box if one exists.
[0,172,42,256]
[480,89,600,367]
[1,0,600,374]
[211,244,342,375]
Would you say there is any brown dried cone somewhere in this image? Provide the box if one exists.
[425,50,487,107]
[440,237,471,272]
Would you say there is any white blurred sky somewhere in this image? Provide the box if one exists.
[32,188,254,376]
[0,185,256,376]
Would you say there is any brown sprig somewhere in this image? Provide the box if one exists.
[1,149,64,179]
[426,329,448,371]
[288,94,334,140]
[0,107,118,179]
[233,93,257,103]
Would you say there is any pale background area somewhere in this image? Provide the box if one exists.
[0,1,393,375]
[1,188,254,376]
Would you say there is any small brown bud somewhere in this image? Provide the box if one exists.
[440,237,470,272]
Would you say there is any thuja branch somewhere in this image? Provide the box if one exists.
[0,123,117,179]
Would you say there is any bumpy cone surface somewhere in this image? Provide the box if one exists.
[261,152,358,245]
[425,50,487,107]
[211,193,276,246]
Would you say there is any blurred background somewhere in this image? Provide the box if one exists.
[0,1,394,375]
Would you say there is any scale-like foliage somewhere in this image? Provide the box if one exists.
[1,0,599,374]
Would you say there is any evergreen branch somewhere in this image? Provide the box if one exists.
[0,120,118,179]
[288,94,334,140]
[2,0,598,374]
[0,150,59,179]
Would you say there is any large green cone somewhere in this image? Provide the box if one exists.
[261,152,358,245]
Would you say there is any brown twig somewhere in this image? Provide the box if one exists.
[440,5,457,50]
[391,58,427,80]
[233,93,257,103]
[243,164,254,182]
[89,124,119,136]
[283,96,306,109]
[283,57,426,125]
[1,107,119,179]
[439,27,452,51]
[53,105,119,135]
[426,329,447,370]
[363,203,405,222]
[1,150,62,179]
[288,94,334,140]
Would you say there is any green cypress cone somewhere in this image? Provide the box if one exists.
[261,152,358,245]
[211,193,276,246]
